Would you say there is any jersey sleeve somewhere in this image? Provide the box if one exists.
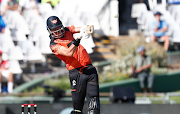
[162,21,168,28]
[66,25,76,34]
[50,40,60,56]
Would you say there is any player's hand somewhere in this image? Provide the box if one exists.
[80,25,90,39]
[80,25,87,34]
[79,33,90,39]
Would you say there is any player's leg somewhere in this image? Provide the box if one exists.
[86,67,100,114]
[69,70,87,113]
[86,86,100,114]
[71,88,86,113]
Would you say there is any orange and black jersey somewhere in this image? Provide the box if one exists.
[49,25,91,71]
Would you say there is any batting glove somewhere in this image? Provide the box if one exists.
[80,25,90,39]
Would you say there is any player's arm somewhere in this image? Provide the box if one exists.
[59,38,81,57]
[68,26,87,33]
[69,25,94,35]
[50,39,81,57]
[74,27,81,33]
[67,26,81,33]
[59,44,78,57]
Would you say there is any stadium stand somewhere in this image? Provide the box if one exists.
[0,35,15,53]
[132,1,180,47]
[8,46,25,61]
[9,60,23,74]
[131,3,148,18]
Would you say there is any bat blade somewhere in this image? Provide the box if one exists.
[86,25,94,34]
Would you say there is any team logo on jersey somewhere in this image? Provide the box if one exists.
[72,80,76,86]
[51,19,57,24]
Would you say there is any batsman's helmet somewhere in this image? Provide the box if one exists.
[46,16,65,38]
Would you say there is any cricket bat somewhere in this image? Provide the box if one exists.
[86,25,94,34]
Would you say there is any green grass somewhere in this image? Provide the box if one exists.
[151,101,164,104]
[151,67,168,75]
[170,96,180,103]
[100,100,110,104]
[24,76,70,93]
[44,76,70,90]
[150,96,180,104]
[99,73,129,84]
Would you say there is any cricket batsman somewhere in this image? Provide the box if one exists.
[46,16,100,114]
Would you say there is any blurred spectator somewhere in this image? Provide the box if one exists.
[0,50,14,93]
[1,0,19,15]
[0,15,6,33]
[35,0,41,3]
[41,0,59,7]
[131,46,154,93]
[151,12,170,51]
[19,0,40,15]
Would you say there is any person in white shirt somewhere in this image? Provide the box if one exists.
[0,50,14,93]
[19,0,40,15]
[1,0,19,15]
